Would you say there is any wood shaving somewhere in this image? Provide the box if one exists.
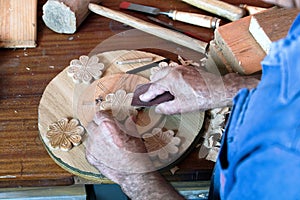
[170,166,180,175]
[199,107,230,162]
[150,60,178,80]
[150,55,201,80]
[178,55,200,67]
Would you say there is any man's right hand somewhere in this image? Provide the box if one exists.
[139,65,259,115]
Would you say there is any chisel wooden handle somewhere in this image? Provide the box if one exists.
[181,0,245,21]
[168,10,221,29]
[88,3,208,53]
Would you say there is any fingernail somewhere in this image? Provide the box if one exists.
[139,94,147,101]
[155,106,163,114]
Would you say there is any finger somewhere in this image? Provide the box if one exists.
[124,116,140,137]
[150,65,173,82]
[89,111,122,145]
[93,110,113,125]
[155,95,200,114]
[139,83,167,102]
[155,100,182,115]
[86,120,99,135]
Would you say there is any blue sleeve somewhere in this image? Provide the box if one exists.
[228,145,300,199]
[213,15,300,199]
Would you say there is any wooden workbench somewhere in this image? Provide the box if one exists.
[0,0,271,188]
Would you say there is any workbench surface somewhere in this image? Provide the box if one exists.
[0,0,270,188]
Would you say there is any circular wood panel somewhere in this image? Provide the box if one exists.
[38,50,204,182]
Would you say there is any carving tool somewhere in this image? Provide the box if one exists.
[147,16,213,43]
[181,0,246,21]
[119,1,221,29]
[239,4,268,15]
[116,57,153,65]
[126,58,170,74]
[88,3,208,54]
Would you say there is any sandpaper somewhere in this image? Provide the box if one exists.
[131,83,174,107]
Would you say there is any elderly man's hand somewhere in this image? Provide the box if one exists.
[85,111,184,200]
[140,65,259,115]
[85,111,153,183]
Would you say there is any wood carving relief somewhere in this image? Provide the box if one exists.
[67,55,104,84]
[99,89,137,121]
[38,50,205,180]
[46,118,85,151]
[143,128,181,162]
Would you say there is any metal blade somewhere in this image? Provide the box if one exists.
[120,1,161,15]
[126,58,170,74]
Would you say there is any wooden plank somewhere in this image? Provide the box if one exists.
[249,8,299,54]
[214,15,266,75]
[206,40,233,75]
[0,185,86,200]
[0,97,74,188]
[0,0,37,48]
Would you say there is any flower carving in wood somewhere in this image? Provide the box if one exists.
[46,118,85,151]
[67,55,104,84]
[150,61,179,80]
[143,128,181,162]
[99,89,137,121]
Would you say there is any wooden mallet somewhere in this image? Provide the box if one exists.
[42,0,101,34]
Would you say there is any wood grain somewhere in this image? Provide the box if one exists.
[0,0,37,48]
[39,50,205,181]
[37,50,153,182]
[0,0,271,187]
[0,185,86,199]
[249,8,299,54]
[206,40,233,75]
[181,0,245,21]
[214,15,266,74]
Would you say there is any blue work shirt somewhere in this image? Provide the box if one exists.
[211,14,300,199]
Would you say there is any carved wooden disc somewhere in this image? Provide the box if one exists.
[76,73,151,129]
[38,50,204,182]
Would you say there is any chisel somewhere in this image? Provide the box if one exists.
[119,1,221,29]
[147,16,214,42]
[88,3,208,54]
[181,0,245,21]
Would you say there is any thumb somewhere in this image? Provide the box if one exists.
[93,111,113,125]
[155,100,181,115]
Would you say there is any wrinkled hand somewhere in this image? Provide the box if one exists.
[140,65,259,115]
[85,111,153,184]
[85,111,184,200]
[262,0,300,8]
